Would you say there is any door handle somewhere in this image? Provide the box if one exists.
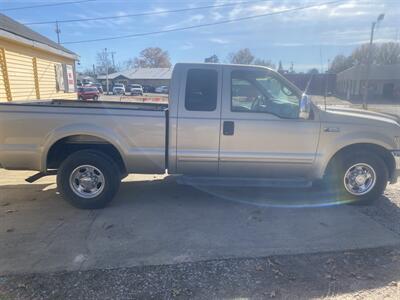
[223,121,234,135]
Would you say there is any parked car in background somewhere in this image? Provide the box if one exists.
[113,83,125,95]
[128,84,143,96]
[92,83,103,94]
[77,87,100,101]
[142,85,155,93]
[155,85,169,94]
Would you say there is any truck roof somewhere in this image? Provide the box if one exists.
[174,62,275,71]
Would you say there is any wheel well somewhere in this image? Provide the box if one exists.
[47,135,126,175]
[327,143,395,179]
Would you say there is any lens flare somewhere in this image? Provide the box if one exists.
[186,182,355,209]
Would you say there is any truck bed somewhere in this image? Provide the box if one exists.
[0,99,168,111]
[0,99,168,174]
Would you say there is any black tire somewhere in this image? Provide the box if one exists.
[57,150,121,209]
[93,95,99,101]
[326,151,388,205]
[78,96,84,101]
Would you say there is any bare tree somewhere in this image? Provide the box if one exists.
[377,42,400,64]
[351,44,378,65]
[81,68,96,77]
[204,54,219,63]
[228,48,254,65]
[277,60,284,73]
[131,47,172,68]
[330,42,400,74]
[307,68,319,74]
[96,49,118,75]
[254,58,275,68]
[329,54,354,73]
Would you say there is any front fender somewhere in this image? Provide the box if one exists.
[313,129,396,179]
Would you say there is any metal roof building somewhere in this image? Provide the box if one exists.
[97,67,172,89]
[337,64,400,100]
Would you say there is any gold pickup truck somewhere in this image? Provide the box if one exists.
[0,63,399,209]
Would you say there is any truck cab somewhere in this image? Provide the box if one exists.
[168,63,319,179]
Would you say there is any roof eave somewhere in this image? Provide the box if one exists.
[0,29,79,60]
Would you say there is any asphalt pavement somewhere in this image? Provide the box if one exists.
[1,170,399,275]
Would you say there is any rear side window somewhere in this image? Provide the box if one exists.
[185,69,218,111]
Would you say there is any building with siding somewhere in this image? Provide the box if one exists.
[0,13,78,102]
[336,64,400,100]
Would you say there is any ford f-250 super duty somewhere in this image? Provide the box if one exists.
[0,63,399,209]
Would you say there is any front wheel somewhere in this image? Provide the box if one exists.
[327,151,388,205]
[57,150,121,209]
[93,95,99,101]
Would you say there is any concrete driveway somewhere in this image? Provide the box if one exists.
[1,170,399,275]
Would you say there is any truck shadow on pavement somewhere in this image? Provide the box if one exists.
[1,178,400,298]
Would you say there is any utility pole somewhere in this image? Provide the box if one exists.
[319,45,323,73]
[362,13,384,110]
[105,48,109,95]
[55,21,61,44]
[111,52,116,70]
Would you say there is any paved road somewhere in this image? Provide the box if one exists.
[1,170,399,275]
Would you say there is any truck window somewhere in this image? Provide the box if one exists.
[185,69,218,111]
[231,70,300,119]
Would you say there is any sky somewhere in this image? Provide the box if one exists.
[1,0,400,72]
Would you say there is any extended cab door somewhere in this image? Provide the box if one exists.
[175,64,222,175]
[219,66,320,178]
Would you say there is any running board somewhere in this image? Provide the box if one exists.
[176,176,312,188]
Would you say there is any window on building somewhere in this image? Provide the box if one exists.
[54,64,65,92]
[185,69,218,111]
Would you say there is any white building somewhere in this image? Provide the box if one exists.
[336,64,400,100]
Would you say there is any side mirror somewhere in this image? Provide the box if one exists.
[299,94,311,119]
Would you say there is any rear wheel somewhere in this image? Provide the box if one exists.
[326,151,388,205]
[78,96,84,101]
[93,95,99,101]
[57,150,121,209]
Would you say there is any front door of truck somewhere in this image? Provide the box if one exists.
[175,65,222,175]
[218,66,320,178]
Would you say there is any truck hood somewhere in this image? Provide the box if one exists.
[322,106,400,127]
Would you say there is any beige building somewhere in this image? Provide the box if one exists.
[337,64,400,100]
[0,13,78,102]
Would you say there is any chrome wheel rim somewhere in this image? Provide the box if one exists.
[69,165,105,198]
[344,163,376,196]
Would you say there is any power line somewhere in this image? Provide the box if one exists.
[61,0,345,45]
[24,0,271,25]
[1,0,96,12]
